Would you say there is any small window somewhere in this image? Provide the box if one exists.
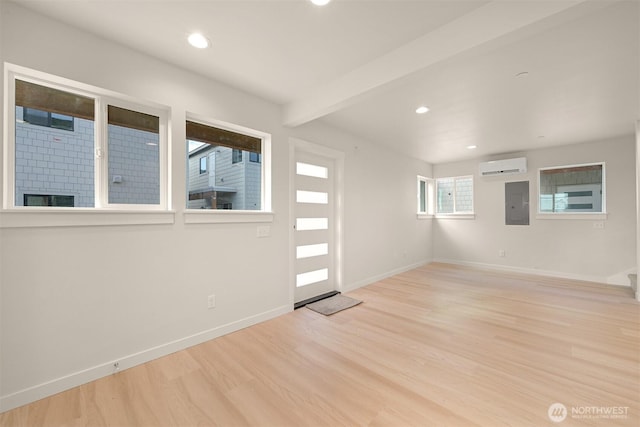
[24,194,74,207]
[23,107,74,131]
[539,163,605,213]
[417,175,434,216]
[436,175,473,214]
[249,152,261,163]
[186,119,266,211]
[232,149,243,164]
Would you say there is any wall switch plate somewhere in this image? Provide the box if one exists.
[593,222,605,229]
[207,294,215,309]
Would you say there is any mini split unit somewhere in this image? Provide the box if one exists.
[478,157,527,176]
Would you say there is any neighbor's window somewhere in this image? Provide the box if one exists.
[436,175,473,214]
[23,107,74,131]
[232,149,243,164]
[199,156,207,174]
[249,152,261,163]
[417,175,434,216]
[539,163,605,213]
[24,194,74,207]
[186,119,265,211]
[9,69,168,209]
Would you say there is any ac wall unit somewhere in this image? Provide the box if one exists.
[479,157,527,176]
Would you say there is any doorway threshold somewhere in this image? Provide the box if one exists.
[294,291,340,310]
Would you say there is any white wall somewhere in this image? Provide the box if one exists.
[0,2,433,411]
[433,136,637,284]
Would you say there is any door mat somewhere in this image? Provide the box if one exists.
[305,294,362,316]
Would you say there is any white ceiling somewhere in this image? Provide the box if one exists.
[12,0,639,164]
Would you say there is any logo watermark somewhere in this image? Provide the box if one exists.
[548,403,629,423]
[548,403,567,423]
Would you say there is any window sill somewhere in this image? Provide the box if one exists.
[536,213,608,221]
[435,213,476,220]
[416,213,434,220]
[184,210,274,224]
[0,209,176,228]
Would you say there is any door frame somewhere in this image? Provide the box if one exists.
[289,138,345,307]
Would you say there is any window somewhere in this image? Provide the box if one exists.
[436,175,473,215]
[417,175,434,217]
[107,106,160,205]
[186,118,268,211]
[6,67,168,210]
[539,163,605,213]
[23,108,74,131]
[199,156,207,174]
[24,194,74,207]
[249,152,261,163]
[232,149,243,164]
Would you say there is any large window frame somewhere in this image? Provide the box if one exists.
[183,113,272,224]
[435,175,475,218]
[537,162,607,220]
[2,63,172,227]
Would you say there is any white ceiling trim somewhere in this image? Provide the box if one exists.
[282,0,589,128]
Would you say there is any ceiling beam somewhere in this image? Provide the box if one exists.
[282,0,590,127]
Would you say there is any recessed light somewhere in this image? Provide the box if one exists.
[467,145,477,150]
[310,0,331,5]
[415,106,429,114]
[188,32,210,49]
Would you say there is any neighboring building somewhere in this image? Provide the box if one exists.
[15,104,260,210]
[15,106,160,207]
[187,142,261,210]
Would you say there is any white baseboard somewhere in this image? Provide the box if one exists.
[606,267,638,287]
[341,259,431,293]
[0,304,291,413]
[432,258,634,288]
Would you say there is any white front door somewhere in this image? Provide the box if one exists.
[292,144,342,304]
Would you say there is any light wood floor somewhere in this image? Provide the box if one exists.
[1,263,639,426]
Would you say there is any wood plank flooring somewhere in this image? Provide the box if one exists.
[1,263,639,426]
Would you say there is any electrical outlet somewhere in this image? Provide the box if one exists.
[207,294,216,309]
[113,361,120,372]
[498,249,506,257]
[593,221,605,229]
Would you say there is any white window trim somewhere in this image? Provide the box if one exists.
[183,113,272,224]
[435,175,475,217]
[537,162,606,218]
[536,213,608,221]
[0,210,175,228]
[416,175,434,219]
[3,63,171,226]
[435,213,476,220]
